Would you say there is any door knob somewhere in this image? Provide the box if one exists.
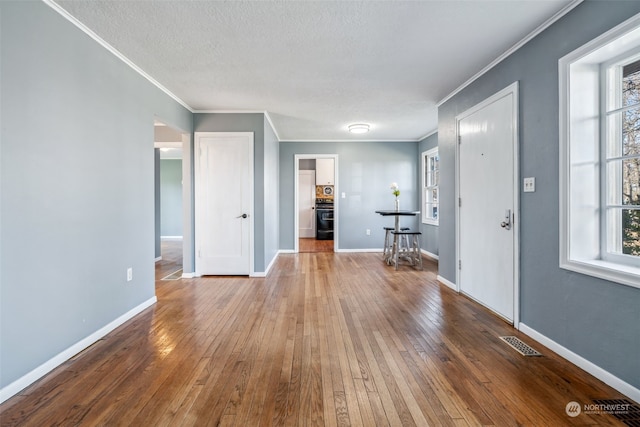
[237,213,248,219]
[500,209,511,230]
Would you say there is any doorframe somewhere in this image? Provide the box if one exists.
[193,132,254,276]
[294,154,338,253]
[454,81,520,327]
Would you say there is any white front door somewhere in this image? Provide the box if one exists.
[457,83,519,323]
[195,132,253,275]
[298,170,316,238]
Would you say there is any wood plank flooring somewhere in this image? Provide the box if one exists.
[299,238,334,253]
[0,248,633,426]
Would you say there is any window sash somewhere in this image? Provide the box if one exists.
[601,59,640,266]
[422,149,439,224]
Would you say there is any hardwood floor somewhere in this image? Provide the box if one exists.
[0,250,632,426]
[299,238,334,253]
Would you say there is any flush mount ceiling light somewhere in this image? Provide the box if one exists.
[348,123,370,134]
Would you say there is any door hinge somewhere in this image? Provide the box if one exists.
[458,198,462,207]
[459,260,462,270]
[458,135,462,144]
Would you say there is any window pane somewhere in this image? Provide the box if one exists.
[623,106,640,157]
[607,208,640,257]
[623,158,640,205]
[623,58,640,108]
[623,208,640,255]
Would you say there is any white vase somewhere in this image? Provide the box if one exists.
[395,198,400,211]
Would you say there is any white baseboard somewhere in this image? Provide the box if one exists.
[279,249,296,254]
[181,272,196,279]
[437,275,457,291]
[0,296,157,404]
[421,249,439,261]
[154,256,162,262]
[160,236,183,240]
[519,323,640,403]
[334,248,380,253]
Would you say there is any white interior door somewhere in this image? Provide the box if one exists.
[298,170,316,238]
[457,83,518,322]
[195,132,253,275]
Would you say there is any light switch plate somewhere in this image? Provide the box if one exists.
[524,177,535,192]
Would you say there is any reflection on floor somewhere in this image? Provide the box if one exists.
[299,238,333,253]
[155,239,183,280]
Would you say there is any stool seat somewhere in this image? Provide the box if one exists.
[382,227,410,262]
[390,230,423,270]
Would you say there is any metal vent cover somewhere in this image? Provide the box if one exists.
[592,399,640,426]
[161,269,183,280]
[499,336,542,356]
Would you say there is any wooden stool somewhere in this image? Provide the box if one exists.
[390,230,423,270]
[383,226,409,263]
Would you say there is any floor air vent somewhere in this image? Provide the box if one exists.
[592,399,640,426]
[499,336,542,356]
[161,269,183,280]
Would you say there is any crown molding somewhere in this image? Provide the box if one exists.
[417,129,438,141]
[44,0,193,113]
[264,111,282,141]
[437,0,583,107]
[279,139,421,143]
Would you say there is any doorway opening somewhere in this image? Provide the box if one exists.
[154,120,189,280]
[294,155,338,253]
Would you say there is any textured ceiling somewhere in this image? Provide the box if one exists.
[54,0,576,141]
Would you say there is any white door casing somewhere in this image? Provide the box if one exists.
[195,132,253,275]
[456,82,519,324]
[294,154,338,253]
[298,170,316,238]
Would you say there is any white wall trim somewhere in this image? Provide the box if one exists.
[263,111,282,141]
[519,323,640,403]
[181,272,197,279]
[279,249,296,254]
[421,249,439,261]
[280,138,421,143]
[44,0,192,112]
[0,296,157,404]
[334,248,381,253]
[437,0,583,107]
[417,129,438,142]
[160,236,183,240]
[154,256,162,263]
[437,275,457,291]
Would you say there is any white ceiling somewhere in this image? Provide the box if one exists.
[53,0,578,142]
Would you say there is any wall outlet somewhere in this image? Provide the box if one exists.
[127,267,133,282]
[366,229,371,235]
[524,177,536,193]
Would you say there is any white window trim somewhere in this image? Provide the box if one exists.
[422,147,439,225]
[559,12,640,289]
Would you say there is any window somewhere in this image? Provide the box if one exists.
[560,13,640,288]
[422,148,439,225]
[603,57,640,265]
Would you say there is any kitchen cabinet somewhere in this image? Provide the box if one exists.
[315,158,334,185]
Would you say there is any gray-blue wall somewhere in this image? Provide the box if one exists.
[438,1,640,389]
[279,141,419,250]
[418,133,439,257]
[160,159,183,237]
[0,1,192,390]
[193,113,279,273]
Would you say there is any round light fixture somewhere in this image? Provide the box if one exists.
[348,123,370,134]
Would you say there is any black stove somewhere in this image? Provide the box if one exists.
[315,198,334,240]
